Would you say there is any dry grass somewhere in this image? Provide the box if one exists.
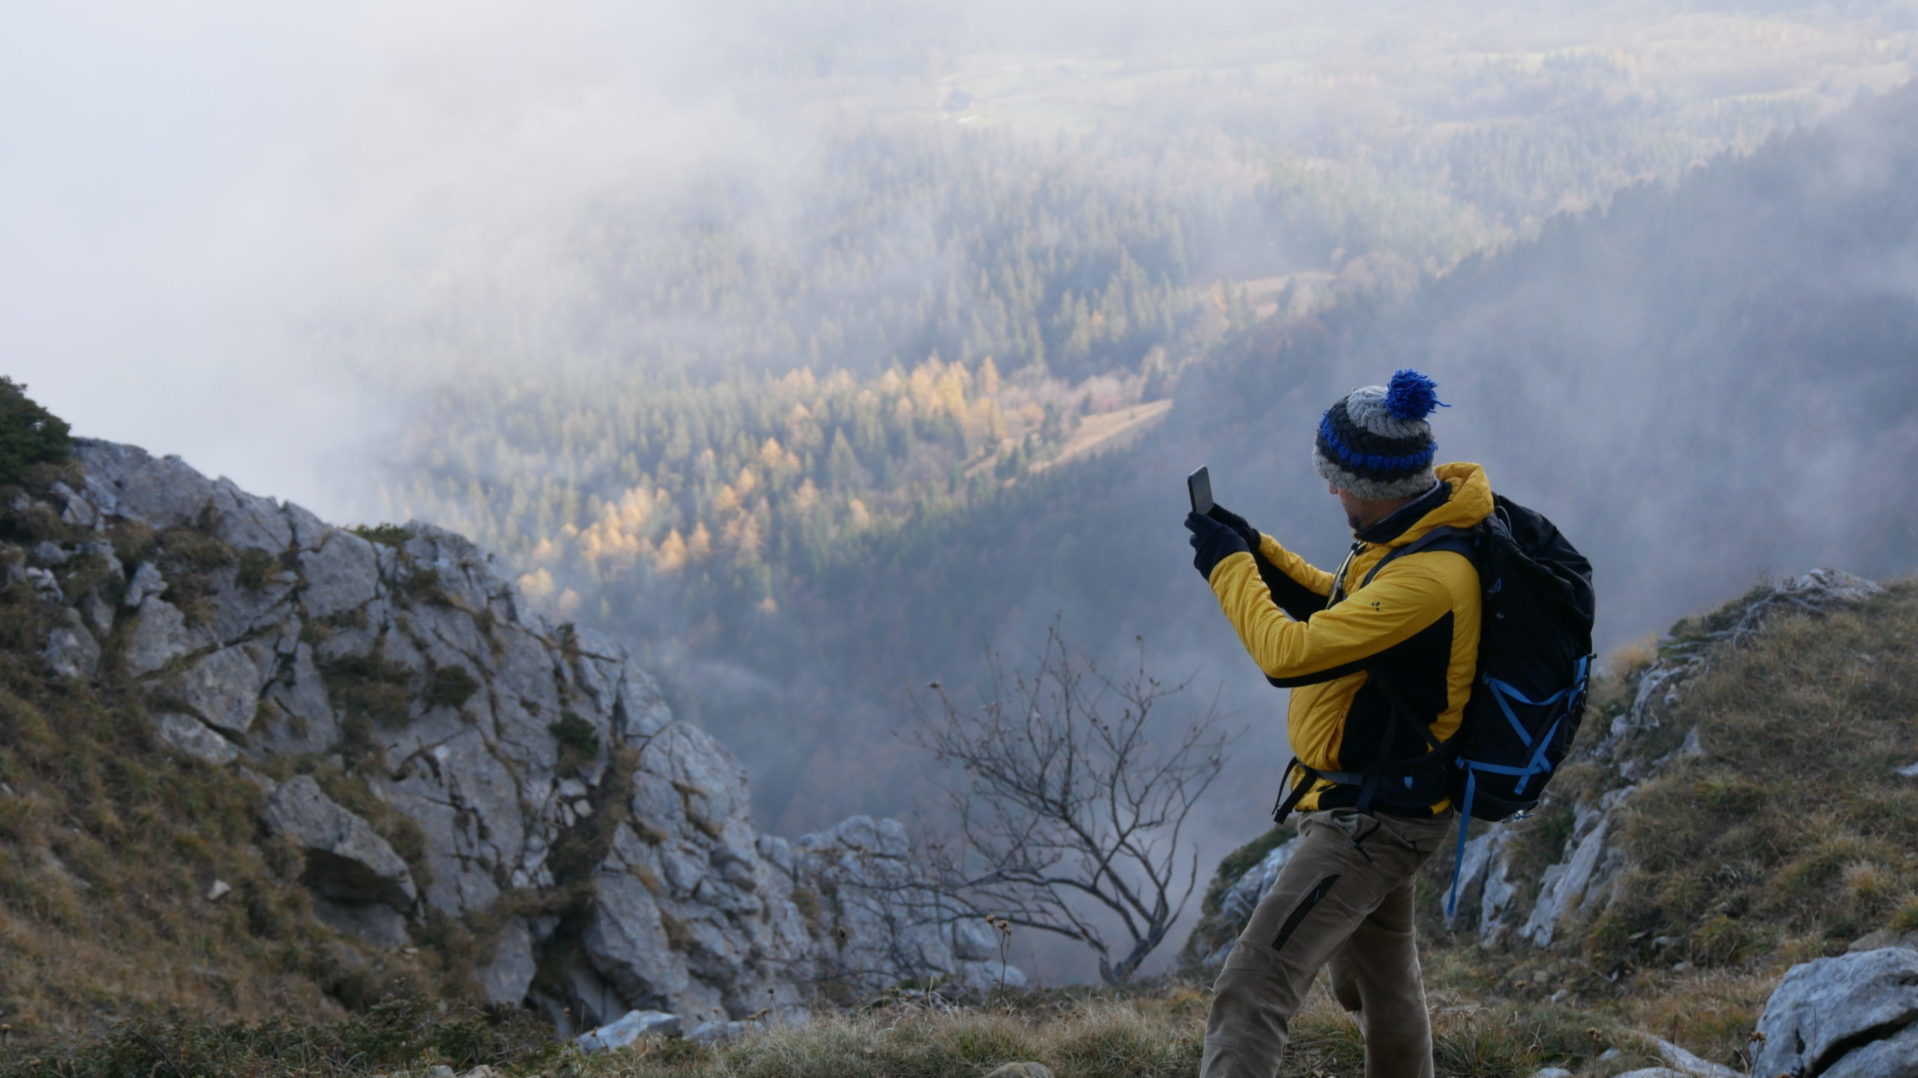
[539,983,1643,1078]
[1601,633,1661,681]
[0,982,1645,1078]
[0,996,559,1078]
[1607,582,1918,965]
[0,647,455,1050]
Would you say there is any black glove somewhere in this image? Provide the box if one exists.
[1206,502,1260,551]
[1185,511,1249,579]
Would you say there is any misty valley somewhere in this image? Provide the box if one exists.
[4,1,1918,1076]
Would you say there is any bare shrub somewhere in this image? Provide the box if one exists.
[913,622,1234,984]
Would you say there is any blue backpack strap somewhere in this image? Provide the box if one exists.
[1445,772,1478,918]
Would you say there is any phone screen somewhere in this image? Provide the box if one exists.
[1187,467,1213,515]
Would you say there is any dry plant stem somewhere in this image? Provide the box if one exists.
[913,621,1234,984]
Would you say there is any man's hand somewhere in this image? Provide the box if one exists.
[1206,503,1260,549]
[1185,511,1249,580]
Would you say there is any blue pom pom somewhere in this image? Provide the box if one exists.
[1384,369,1447,421]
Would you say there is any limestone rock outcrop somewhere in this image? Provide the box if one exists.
[12,439,1020,1030]
[1183,837,1299,971]
[1751,947,1918,1078]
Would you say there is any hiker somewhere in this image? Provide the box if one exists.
[1182,370,1486,1078]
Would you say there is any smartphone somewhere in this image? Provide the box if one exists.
[1187,466,1213,515]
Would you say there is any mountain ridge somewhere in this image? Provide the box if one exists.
[0,433,1019,1044]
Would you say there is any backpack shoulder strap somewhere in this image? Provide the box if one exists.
[1357,524,1475,591]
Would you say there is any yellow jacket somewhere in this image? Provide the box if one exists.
[1204,462,1493,814]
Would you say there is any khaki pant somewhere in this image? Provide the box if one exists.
[1201,807,1455,1078]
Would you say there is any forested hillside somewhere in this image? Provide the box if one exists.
[350,5,1918,866]
[380,127,1238,616]
[366,66,1868,831]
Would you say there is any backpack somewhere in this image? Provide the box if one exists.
[1272,493,1596,917]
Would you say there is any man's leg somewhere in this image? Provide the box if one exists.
[1202,809,1453,1078]
[1201,811,1400,1078]
[1327,878,1434,1078]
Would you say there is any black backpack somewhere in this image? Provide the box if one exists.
[1273,494,1595,915]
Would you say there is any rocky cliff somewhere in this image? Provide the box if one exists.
[10,439,1016,1035]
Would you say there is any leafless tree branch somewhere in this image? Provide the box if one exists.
[909,618,1235,984]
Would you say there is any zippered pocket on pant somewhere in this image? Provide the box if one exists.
[1273,874,1341,952]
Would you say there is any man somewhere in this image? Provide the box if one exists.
[1182,369,1491,1078]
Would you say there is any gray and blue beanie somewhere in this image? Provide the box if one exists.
[1313,369,1447,500]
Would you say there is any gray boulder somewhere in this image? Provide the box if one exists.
[282,500,331,552]
[576,1009,682,1053]
[123,562,166,609]
[1521,789,1633,948]
[202,568,298,646]
[783,812,1028,997]
[151,712,240,766]
[480,919,537,1008]
[688,1018,755,1045]
[298,532,381,621]
[76,441,218,530]
[173,645,270,735]
[48,481,99,529]
[982,1065,1054,1078]
[1193,837,1299,970]
[579,722,814,1024]
[208,477,293,553]
[1752,947,1918,1078]
[952,916,999,962]
[261,776,417,912]
[956,960,1028,993]
[1624,1033,1740,1078]
[124,596,211,677]
[42,608,100,680]
[254,641,339,754]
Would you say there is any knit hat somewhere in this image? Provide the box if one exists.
[1314,369,1447,500]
